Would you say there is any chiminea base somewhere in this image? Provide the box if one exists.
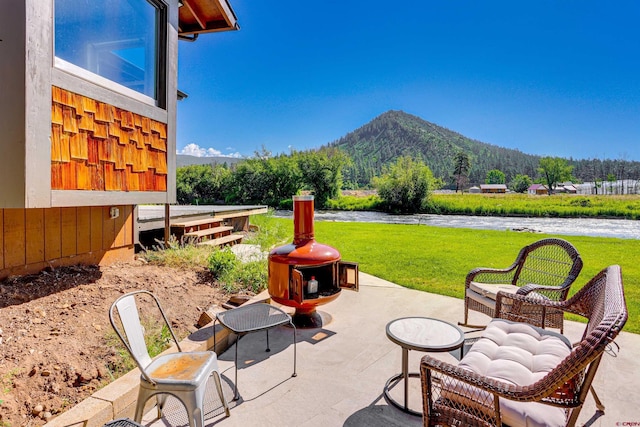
[292,309,332,329]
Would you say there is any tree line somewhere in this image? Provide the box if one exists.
[177,147,349,209]
[177,147,639,215]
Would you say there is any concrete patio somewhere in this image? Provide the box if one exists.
[142,272,639,427]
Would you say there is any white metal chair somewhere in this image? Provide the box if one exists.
[109,290,230,427]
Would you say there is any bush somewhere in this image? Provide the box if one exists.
[207,247,239,278]
[373,156,436,213]
[220,260,268,294]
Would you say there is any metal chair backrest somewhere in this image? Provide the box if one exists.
[109,290,182,384]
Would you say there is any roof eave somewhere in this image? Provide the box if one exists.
[178,0,239,37]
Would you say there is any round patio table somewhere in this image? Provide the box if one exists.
[384,317,465,416]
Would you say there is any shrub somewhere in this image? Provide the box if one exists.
[220,260,268,294]
[373,156,436,214]
[207,247,239,278]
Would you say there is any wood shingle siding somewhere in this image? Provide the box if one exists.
[51,87,168,192]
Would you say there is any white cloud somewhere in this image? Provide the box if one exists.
[178,143,243,158]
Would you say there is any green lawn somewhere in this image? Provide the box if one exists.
[269,219,640,333]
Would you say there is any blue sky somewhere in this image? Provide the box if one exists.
[176,1,640,161]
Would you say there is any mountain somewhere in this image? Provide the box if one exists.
[177,154,243,168]
[328,110,540,187]
[327,110,640,188]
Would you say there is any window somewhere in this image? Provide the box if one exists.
[54,0,166,104]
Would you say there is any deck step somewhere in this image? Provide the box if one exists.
[197,234,243,247]
[183,226,234,239]
[172,217,225,229]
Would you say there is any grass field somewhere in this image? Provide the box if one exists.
[430,193,640,219]
[255,216,639,334]
[328,193,640,219]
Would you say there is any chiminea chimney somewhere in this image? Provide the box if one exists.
[293,195,314,244]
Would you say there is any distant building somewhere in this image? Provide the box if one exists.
[576,180,640,195]
[558,182,577,194]
[480,184,507,193]
[528,184,548,195]
[468,186,481,194]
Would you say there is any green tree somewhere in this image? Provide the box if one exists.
[297,147,350,208]
[229,151,303,207]
[373,156,436,213]
[607,173,616,194]
[509,174,533,193]
[486,169,506,184]
[176,164,232,205]
[453,151,471,193]
[537,157,573,195]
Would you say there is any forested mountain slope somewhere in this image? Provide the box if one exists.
[328,110,640,187]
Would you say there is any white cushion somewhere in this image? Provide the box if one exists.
[469,281,520,299]
[456,319,572,427]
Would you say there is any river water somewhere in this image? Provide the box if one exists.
[273,210,640,240]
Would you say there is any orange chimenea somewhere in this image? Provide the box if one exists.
[268,195,359,328]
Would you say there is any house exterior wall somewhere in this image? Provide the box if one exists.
[0,0,180,277]
[0,205,134,280]
[1,0,178,209]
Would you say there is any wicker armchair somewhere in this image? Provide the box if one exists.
[421,265,627,427]
[461,238,583,332]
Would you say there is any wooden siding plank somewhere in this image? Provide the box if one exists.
[82,95,96,113]
[123,205,133,245]
[51,125,62,162]
[51,162,63,189]
[76,160,91,190]
[25,208,45,264]
[87,137,99,165]
[93,122,108,139]
[141,116,151,134]
[0,211,3,269]
[60,161,77,190]
[4,209,25,268]
[102,207,116,250]
[95,102,114,123]
[156,175,167,191]
[61,207,77,257]
[78,112,95,132]
[76,206,91,254]
[71,93,85,116]
[52,103,63,125]
[126,166,139,191]
[90,207,103,252]
[90,164,105,190]
[60,132,71,162]
[44,208,62,261]
[114,205,126,248]
[69,132,89,160]
[62,106,79,134]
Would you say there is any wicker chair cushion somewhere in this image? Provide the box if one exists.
[456,319,572,427]
[468,282,520,300]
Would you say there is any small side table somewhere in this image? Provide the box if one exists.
[214,303,297,400]
[384,317,464,416]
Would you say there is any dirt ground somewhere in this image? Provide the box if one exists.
[0,261,233,426]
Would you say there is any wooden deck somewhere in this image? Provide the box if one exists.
[136,204,267,248]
